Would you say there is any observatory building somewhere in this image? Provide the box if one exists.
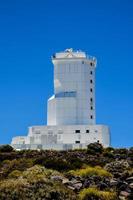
[11,49,110,150]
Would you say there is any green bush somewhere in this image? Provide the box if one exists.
[35,157,73,171]
[0,165,76,200]
[67,157,83,169]
[8,170,22,179]
[104,147,114,153]
[68,166,112,178]
[87,142,104,154]
[103,151,114,158]
[103,147,115,158]
[0,158,34,179]
[79,187,117,200]
[0,145,14,152]
[22,165,61,182]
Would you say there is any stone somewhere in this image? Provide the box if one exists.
[98,182,108,190]
[110,179,118,186]
[105,160,130,175]
[119,196,126,200]
[119,182,128,191]
[83,179,90,188]
[62,178,70,184]
[73,182,82,190]
[67,185,75,190]
[125,187,131,193]
[126,176,133,183]
[50,175,63,182]
[119,191,130,198]
[129,183,133,189]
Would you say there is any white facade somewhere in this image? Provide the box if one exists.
[11,49,110,150]
[48,49,96,125]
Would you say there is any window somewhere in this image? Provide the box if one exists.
[90,62,93,66]
[75,141,80,144]
[90,71,93,75]
[82,61,84,64]
[90,115,93,119]
[55,91,76,98]
[75,130,80,133]
[86,130,89,133]
[90,98,93,102]
[90,88,93,92]
[91,106,93,110]
[90,79,93,83]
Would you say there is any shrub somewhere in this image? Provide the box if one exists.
[79,187,117,200]
[104,147,114,153]
[103,151,114,158]
[8,170,22,179]
[103,147,115,158]
[67,157,83,169]
[0,145,14,152]
[22,165,61,182]
[114,148,128,155]
[35,157,73,171]
[68,166,112,178]
[0,165,76,200]
[0,158,33,179]
[87,142,103,154]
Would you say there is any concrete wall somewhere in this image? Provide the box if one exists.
[47,50,96,126]
[11,125,110,150]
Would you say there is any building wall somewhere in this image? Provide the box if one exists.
[11,125,110,149]
[47,51,96,126]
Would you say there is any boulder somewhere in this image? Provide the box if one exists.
[129,183,133,189]
[62,178,70,184]
[126,176,133,183]
[50,175,63,182]
[72,182,82,190]
[119,191,130,198]
[104,160,130,177]
[110,179,118,186]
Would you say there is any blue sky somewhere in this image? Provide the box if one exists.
[0,0,133,147]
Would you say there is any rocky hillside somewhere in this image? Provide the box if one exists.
[0,143,132,200]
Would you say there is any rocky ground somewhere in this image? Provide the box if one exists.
[0,143,132,200]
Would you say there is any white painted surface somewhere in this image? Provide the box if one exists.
[11,49,110,150]
[11,125,110,149]
[48,50,96,125]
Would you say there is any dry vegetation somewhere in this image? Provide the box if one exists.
[0,143,132,200]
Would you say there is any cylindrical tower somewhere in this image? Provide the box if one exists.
[47,49,96,125]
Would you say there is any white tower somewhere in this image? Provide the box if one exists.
[47,49,96,125]
[11,49,110,150]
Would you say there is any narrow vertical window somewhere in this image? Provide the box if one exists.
[91,106,93,110]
